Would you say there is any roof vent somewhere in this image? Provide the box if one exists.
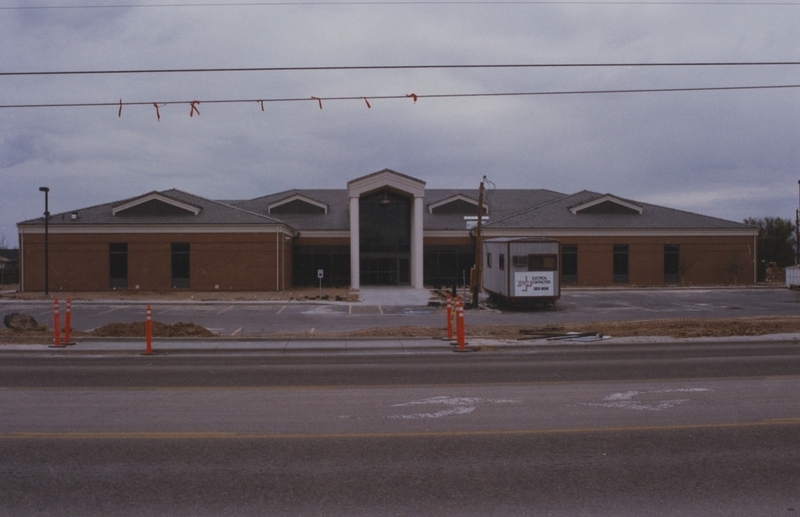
[71,212,78,220]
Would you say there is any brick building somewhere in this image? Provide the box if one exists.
[17,169,758,292]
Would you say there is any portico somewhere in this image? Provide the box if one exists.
[347,170,425,290]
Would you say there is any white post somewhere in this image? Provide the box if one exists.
[411,195,424,288]
[350,195,360,290]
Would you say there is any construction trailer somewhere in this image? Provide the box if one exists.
[786,266,800,289]
[482,238,561,307]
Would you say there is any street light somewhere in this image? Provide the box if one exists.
[39,187,49,295]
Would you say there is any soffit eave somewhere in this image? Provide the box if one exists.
[17,223,296,235]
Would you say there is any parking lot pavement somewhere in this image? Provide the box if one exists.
[1,287,797,338]
[358,287,435,306]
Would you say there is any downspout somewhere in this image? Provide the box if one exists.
[275,227,281,292]
[18,232,23,292]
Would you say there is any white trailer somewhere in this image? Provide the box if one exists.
[482,238,561,307]
[786,265,800,288]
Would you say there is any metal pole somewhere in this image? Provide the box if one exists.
[796,180,799,266]
[145,305,153,355]
[39,187,49,295]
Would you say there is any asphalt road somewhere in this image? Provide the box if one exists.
[2,287,797,336]
[1,343,799,516]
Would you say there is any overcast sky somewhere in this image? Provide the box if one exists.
[2,1,799,247]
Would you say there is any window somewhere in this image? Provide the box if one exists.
[664,244,680,283]
[109,243,128,289]
[613,245,629,283]
[528,255,558,271]
[423,245,475,288]
[171,243,190,288]
[499,253,505,271]
[359,190,410,253]
[562,245,577,284]
[486,253,492,268]
[293,246,350,287]
[512,255,527,267]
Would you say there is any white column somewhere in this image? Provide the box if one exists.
[349,195,360,290]
[411,195,424,289]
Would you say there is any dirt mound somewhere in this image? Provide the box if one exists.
[90,321,215,338]
[286,316,800,340]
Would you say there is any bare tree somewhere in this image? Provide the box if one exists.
[0,233,8,250]
[723,252,748,285]
[679,251,698,285]
[744,217,796,281]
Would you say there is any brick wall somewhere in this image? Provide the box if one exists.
[554,235,755,286]
[21,231,292,292]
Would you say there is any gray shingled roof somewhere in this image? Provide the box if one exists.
[232,190,350,231]
[18,189,284,227]
[485,190,755,230]
[230,188,569,231]
[17,184,754,234]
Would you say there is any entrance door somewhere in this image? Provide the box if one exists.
[360,256,409,285]
[359,189,411,286]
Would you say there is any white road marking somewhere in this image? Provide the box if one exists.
[276,306,287,315]
[301,306,337,314]
[582,388,712,411]
[620,303,656,312]
[216,306,233,315]
[230,327,242,336]
[390,396,520,419]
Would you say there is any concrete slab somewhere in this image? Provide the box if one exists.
[358,287,435,306]
[347,339,403,349]
[285,340,350,350]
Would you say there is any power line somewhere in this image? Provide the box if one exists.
[3,61,800,77]
[1,83,798,112]
[2,1,800,8]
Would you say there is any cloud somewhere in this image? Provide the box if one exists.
[1,2,800,247]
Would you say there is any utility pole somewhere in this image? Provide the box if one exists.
[471,178,485,309]
[796,180,799,265]
[39,187,50,295]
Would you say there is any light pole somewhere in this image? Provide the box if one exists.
[39,187,49,295]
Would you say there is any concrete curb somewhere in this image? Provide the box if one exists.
[2,332,799,354]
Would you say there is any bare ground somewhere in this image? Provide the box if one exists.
[0,285,351,302]
[4,285,800,343]
[3,315,800,344]
[279,315,800,340]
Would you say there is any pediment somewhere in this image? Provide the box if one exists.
[268,195,328,215]
[347,168,425,198]
[428,194,488,215]
[112,192,201,216]
[569,195,642,215]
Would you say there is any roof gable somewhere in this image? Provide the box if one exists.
[428,194,487,215]
[268,194,328,215]
[569,195,643,215]
[347,168,425,198]
[112,192,201,216]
